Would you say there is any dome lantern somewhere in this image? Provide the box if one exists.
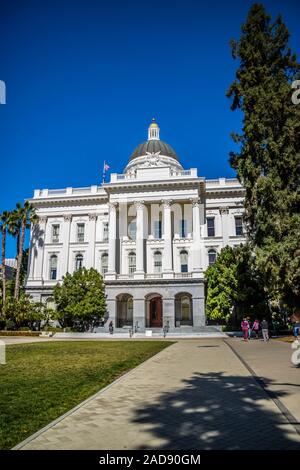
[148,118,160,141]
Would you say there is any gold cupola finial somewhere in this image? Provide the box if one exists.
[148,118,160,140]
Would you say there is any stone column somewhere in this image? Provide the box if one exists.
[105,296,116,330]
[134,201,145,278]
[61,214,72,276]
[34,216,47,280]
[162,200,173,278]
[192,282,206,329]
[118,202,128,275]
[219,206,229,247]
[27,225,35,280]
[87,214,97,268]
[133,298,146,332]
[192,198,202,276]
[199,200,205,272]
[107,202,117,279]
[163,294,175,331]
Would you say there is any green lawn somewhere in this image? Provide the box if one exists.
[0,340,172,449]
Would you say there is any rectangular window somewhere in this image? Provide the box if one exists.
[207,217,215,237]
[154,260,162,273]
[235,217,243,236]
[52,224,60,243]
[179,219,187,238]
[77,223,85,243]
[49,255,57,280]
[103,222,109,242]
[101,253,108,275]
[154,220,162,239]
[154,252,162,273]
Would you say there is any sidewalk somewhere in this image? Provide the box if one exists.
[227,338,300,428]
[15,339,300,450]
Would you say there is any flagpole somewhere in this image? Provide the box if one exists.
[102,161,105,184]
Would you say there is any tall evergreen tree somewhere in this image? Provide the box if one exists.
[205,244,268,323]
[227,3,300,310]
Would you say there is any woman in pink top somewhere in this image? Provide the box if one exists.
[252,319,260,339]
[241,318,250,341]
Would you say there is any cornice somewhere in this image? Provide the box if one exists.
[104,278,205,286]
[103,178,205,194]
[27,194,108,208]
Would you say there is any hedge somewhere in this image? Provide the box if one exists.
[0,330,40,337]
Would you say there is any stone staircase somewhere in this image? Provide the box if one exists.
[54,325,226,339]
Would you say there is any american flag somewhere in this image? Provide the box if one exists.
[103,161,110,171]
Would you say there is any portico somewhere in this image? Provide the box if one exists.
[104,196,205,282]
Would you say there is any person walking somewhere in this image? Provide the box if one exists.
[241,317,250,341]
[109,320,114,335]
[261,318,269,341]
[252,319,260,339]
[247,317,252,340]
[293,320,300,339]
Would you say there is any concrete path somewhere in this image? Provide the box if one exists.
[0,336,54,345]
[16,339,300,450]
[227,338,300,428]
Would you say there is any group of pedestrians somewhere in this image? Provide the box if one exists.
[241,317,269,342]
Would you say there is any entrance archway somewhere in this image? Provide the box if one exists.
[145,294,163,328]
[175,292,193,327]
[116,294,133,328]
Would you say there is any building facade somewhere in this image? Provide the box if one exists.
[26,120,246,332]
[0,259,17,281]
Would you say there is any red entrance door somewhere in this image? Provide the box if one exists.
[149,297,163,327]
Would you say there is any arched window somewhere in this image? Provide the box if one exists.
[49,255,58,280]
[208,249,217,266]
[154,251,162,273]
[128,220,136,240]
[116,293,133,328]
[101,252,108,275]
[128,252,136,275]
[46,297,56,310]
[180,250,188,273]
[175,293,193,326]
[75,253,83,271]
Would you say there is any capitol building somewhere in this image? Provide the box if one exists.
[26,120,246,332]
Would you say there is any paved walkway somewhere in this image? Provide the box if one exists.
[16,339,300,450]
[0,336,54,345]
[227,338,300,428]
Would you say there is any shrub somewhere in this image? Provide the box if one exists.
[0,330,40,337]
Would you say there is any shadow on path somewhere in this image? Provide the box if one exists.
[133,372,300,450]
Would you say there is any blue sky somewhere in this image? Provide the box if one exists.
[1,0,299,257]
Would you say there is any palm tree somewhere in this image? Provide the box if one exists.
[8,207,22,266]
[0,211,11,311]
[14,202,37,300]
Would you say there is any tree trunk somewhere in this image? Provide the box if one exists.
[14,221,25,300]
[1,227,6,312]
[15,231,20,266]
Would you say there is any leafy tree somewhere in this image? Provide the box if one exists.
[205,245,268,324]
[227,3,300,311]
[4,294,52,330]
[205,246,238,322]
[53,268,107,329]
